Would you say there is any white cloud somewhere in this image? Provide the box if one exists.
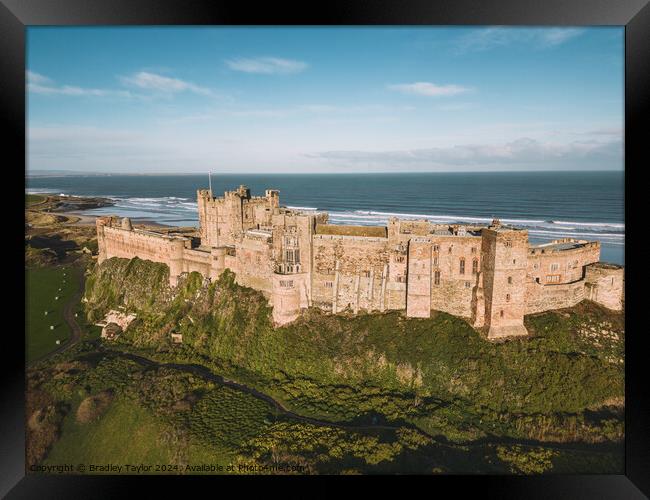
[540,28,585,47]
[387,82,471,97]
[225,57,308,75]
[308,137,622,170]
[27,71,131,97]
[120,71,213,96]
[27,71,52,85]
[455,27,585,53]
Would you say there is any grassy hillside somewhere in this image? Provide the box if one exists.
[26,266,82,363]
[30,344,622,474]
[82,258,624,446]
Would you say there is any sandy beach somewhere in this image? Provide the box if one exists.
[65,210,171,229]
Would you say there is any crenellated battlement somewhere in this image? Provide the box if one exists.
[97,186,623,338]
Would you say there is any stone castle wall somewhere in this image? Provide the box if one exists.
[525,279,586,314]
[96,187,624,339]
[527,241,601,285]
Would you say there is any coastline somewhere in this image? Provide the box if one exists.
[65,210,172,229]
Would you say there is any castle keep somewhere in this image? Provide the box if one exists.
[96,185,624,339]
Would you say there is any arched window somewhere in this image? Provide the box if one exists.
[506,293,511,302]
[459,258,465,275]
[472,258,479,275]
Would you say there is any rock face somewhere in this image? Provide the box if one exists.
[95,186,624,337]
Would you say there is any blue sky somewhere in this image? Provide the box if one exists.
[27,27,623,173]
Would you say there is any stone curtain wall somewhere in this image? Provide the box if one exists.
[311,234,390,313]
[527,241,600,285]
[525,279,586,314]
[97,187,623,334]
[584,263,624,311]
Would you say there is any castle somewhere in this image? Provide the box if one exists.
[96,185,624,339]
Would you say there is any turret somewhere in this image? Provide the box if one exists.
[271,273,301,325]
[168,238,186,287]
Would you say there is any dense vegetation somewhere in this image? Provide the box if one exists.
[30,343,622,474]
[81,258,624,452]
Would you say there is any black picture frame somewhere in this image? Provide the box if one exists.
[4,0,647,497]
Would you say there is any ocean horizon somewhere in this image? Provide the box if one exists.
[27,171,625,265]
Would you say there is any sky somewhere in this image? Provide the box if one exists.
[26,26,624,174]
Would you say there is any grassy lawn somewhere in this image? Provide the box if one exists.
[26,194,46,205]
[26,266,81,363]
[44,396,234,473]
[44,398,174,470]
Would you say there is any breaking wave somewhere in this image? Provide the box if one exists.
[25,190,625,247]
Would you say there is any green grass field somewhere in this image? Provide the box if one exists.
[26,266,81,363]
[26,194,46,205]
[44,394,236,474]
[44,397,175,470]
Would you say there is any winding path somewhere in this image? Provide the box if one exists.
[47,274,619,455]
[99,347,416,436]
[93,347,621,456]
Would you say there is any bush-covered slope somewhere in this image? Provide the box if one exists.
[84,257,624,443]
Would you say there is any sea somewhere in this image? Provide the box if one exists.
[26,171,625,265]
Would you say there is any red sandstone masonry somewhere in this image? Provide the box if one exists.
[96,188,623,337]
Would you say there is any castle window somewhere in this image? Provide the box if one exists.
[448,246,453,253]
[500,310,504,318]
[396,275,407,283]
[433,256,439,266]
[508,276,512,284]
[363,270,371,278]
[465,281,471,288]
[506,293,511,302]
[471,247,477,254]
[550,263,559,271]
[472,259,479,275]
[434,271,440,285]
[459,258,465,275]
[504,240,512,248]
[433,245,439,252]
[546,275,560,283]
[279,280,294,288]
[395,255,405,263]
[324,281,333,289]
[285,249,300,264]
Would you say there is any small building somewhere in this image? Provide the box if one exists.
[171,332,183,344]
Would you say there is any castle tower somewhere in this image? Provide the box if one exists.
[265,189,280,211]
[197,189,214,245]
[480,224,529,339]
[271,274,302,325]
[406,239,432,318]
[168,238,186,287]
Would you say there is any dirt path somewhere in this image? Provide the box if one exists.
[95,347,620,456]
